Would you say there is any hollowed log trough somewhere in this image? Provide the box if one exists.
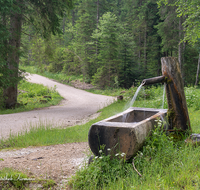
[88,57,191,161]
[88,107,167,160]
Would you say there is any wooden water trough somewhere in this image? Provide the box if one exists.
[88,57,191,160]
[88,107,167,160]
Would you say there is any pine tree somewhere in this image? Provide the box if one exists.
[91,12,121,88]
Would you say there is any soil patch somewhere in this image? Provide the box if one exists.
[0,142,89,188]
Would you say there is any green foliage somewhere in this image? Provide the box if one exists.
[176,0,200,44]
[185,86,200,110]
[69,120,200,190]
[42,179,56,188]
[91,12,121,88]
[69,147,132,190]
[0,80,62,114]
[20,65,83,85]
[0,168,29,189]
[20,0,200,88]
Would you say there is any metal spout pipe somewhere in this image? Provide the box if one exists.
[142,75,165,86]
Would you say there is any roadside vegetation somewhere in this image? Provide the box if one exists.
[20,65,84,87]
[0,77,200,189]
[0,168,56,189]
[0,80,63,114]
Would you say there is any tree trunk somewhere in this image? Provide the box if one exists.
[144,26,147,75]
[3,0,23,108]
[161,57,191,132]
[138,32,141,68]
[178,16,183,75]
[195,53,200,86]
[96,0,99,56]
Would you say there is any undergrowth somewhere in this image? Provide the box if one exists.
[69,121,200,190]
[0,80,63,114]
[20,65,83,85]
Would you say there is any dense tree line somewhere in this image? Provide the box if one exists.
[20,0,200,89]
[1,0,200,107]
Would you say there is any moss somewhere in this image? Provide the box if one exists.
[167,78,172,84]
[167,108,175,122]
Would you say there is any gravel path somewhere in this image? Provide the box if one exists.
[0,73,115,139]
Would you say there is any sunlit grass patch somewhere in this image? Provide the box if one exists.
[0,168,29,189]
[0,80,63,114]
[69,123,200,190]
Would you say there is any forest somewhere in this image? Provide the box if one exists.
[0,0,200,107]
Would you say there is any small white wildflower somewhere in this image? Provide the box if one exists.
[99,156,103,159]
[107,148,111,151]
[121,153,126,157]
[95,156,98,159]
[115,153,119,157]
[99,150,102,153]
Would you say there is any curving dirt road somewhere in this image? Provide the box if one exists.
[0,73,115,139]
[0,74,115,187]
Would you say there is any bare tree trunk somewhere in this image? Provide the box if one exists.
[3,0,23,108]
[138,32,141,68]
[195,53,200,86]
[96,0,99,56]
[28,26,31,65]
[144,26,147,74]
[2,13,8,62]
[178,16,183,71]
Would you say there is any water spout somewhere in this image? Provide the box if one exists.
[162,83,166,109]
[142,76,165,86]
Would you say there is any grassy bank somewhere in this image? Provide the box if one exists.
[0,168,56,189]
[1,72,200,189]
[20,65,83,86]
[0,80,63,114]
[0,85,200,148]
[69,125,200,190]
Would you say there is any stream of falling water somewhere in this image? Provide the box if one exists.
[123,83,143,122]
[128,83,143,108]
[161,83,166,109]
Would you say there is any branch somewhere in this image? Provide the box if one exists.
[132,158,142,177]
[21,31,35,37]
[65,48,83,62]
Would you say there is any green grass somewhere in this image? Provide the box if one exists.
[0,85,200,149]
[1,78,200,189]
[0,168,29,189]
[0,100,125,149]
[69,123,200,190]
[0,167,56,189]
[0,80,63,114]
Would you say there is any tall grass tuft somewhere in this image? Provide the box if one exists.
[69,121,200,190]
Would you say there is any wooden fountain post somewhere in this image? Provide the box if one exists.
[161,57,191,132]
